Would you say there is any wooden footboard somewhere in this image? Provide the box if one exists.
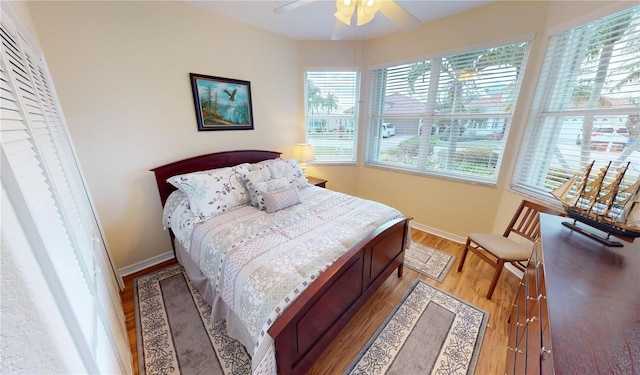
[268,217,411,375]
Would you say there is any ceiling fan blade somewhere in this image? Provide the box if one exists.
[273,0,316,15]
[331,19,350,41]
[379,1,421,32]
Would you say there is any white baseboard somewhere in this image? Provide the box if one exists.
[119,250,175,277]
[410,221,466,244]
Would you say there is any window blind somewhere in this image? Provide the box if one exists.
[513,5,640,202]
[0,4,131,373]
[304,71,359,163]
[366,41,531,184]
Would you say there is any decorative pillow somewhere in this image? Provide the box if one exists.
[162,190,188,227]
[241,168,273,207]
[167,165,249,219]
[263,187,302,213]
[246,177,290,210]
[267,158,310,189]
[249,158,279,171]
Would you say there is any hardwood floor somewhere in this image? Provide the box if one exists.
[120,229,519,374]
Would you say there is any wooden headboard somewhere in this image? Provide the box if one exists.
[150,150,282,206]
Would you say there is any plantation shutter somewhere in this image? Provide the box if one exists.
[0,4,132,374]
[304,71,359,163]
[513,5,640,201]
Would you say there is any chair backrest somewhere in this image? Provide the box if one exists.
[503,200,564,241]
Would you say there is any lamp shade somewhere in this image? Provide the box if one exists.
[293,143,316,163]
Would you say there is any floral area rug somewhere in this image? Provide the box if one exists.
[134,264,250,375]
[135,243,465,375]
[404,241,456,282]
[344,279,488,375]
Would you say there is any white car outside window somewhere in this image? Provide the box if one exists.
[381,123,396,138]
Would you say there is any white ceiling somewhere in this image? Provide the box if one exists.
[183,0,496,41]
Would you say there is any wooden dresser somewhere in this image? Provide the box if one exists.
[505,214,640,374]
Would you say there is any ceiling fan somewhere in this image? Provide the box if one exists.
[274,0,422,40]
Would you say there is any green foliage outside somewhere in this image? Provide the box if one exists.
[382,136,500,176]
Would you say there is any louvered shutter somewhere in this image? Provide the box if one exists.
[0,4,132,374]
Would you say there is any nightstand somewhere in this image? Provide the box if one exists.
[306,176,327,188]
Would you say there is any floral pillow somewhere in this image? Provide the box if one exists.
[167,164,249,219]
[249,159,278,171]
[162,190,189,227]
[267,158,310,189]
[245,176,290,210]
[241,168,272,207]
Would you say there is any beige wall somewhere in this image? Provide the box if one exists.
[22,0,631,270]
[27,1,300,268]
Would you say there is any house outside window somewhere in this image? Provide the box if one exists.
[304,70,360,163]
[513,6,640,205]
[365,40,532,185]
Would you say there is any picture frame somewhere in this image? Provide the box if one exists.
[189,73,254,131]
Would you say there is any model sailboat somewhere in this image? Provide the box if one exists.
[551,161,640,246]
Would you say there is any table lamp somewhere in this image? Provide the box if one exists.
[293,143,316,176]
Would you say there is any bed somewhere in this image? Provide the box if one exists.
[151,150,411,375]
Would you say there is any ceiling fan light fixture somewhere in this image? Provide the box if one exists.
[356,0,381,26]
[335,0,356,26]
[335,0,382,27]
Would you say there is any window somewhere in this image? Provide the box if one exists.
[513,6,640,203]
[304,71,359,163]
[365,41,531,184]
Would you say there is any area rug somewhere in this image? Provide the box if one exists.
[134,264,250,375]
[135,256,471,375]
[405,241,456,282]
[344,279,488,375]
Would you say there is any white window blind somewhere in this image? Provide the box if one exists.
[304,71,359,163]
[366,41,531,184]
[0,4,132,374]
[514,5,640,202]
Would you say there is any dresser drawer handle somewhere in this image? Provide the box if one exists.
[508,346,524,354]
[526,316,537,323]
[541,347,552,356]
[527,294,545,301]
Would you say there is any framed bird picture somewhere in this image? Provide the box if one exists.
[189,73,254,131]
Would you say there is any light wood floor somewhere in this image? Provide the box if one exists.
[120,229,519,374]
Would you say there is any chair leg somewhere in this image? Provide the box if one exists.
[486,259,505,300]
[457,237,472,272]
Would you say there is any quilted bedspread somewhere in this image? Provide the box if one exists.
[184,186,403,371]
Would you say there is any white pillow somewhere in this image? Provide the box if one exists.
[241,168,272,207]
[162,190,189,227]
[267,158,310,189]
[263,187,302,213]
[167,164,249,219]
[245,176,290,210]
[249,159,278,171]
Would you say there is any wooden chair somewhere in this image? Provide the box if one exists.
[457,200,563,299]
